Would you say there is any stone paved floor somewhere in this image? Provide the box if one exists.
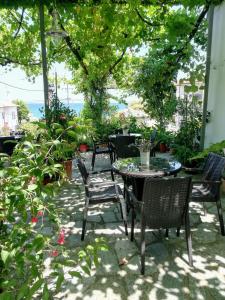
[52,152,225,300]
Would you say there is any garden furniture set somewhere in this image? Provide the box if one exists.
[78,135,225,274]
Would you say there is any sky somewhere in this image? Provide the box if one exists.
[0,62,137,105]
[0,63,84,104]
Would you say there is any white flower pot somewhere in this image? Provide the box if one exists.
[123,129,129,135]
[140,151,150,166]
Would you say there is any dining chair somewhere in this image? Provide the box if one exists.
[76,158,128,240]
[91,138,114,171]
[191,152,225,235]
[113,135,140,159]
[128,176,193,275]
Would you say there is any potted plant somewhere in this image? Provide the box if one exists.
[135,139,151,166]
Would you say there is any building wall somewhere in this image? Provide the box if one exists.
[0,105,18,134]
[205,1,225,147]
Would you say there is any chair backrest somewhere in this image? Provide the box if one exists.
[114,135,139,158]
[141,177,192,229]
[202,152,225,195]
[76,158,89,184]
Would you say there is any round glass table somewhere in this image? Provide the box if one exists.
[112,157,182,200]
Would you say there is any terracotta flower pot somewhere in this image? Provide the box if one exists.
[79,144,88,152]
[160,143,167,153]
[63,160,73,180]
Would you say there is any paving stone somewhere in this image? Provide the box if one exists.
[102,211,118,223]
[192,223,217,244]
[114,238,138,260]
[146,242,169,263]
[96,249,121,275]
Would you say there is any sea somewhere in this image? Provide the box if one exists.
[27,102,127,119]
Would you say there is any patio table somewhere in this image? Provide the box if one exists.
[112,157,182,200]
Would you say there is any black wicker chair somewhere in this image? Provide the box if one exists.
[77,158,128,240]
[113,135,140,159]
[191,152,225,235]
[128,176,193,275]
[91,139,114,171]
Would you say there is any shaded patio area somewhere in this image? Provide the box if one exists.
[50,152,225,300]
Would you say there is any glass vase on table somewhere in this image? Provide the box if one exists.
[136,139,151,167]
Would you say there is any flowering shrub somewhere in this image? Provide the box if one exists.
[0,122,108,299]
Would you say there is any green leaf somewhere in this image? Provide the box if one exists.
[27,279,44,299]
[56,273,64,291]
[17,284,29,300]
[28,184,38,191]
[81,265,91,276]
[69,271,82,279]
[1,249,10,264]
[0,291,14,300]
[42,283,50,300]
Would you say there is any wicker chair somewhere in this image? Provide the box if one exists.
[191,152,225,235]
[77,158,128,240]
[128,176,193,275]
[113,135,140,159]
[91,139,114,171]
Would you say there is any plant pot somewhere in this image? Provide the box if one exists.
[160,143,167,153]
[140,151,150,166]
[79,144,88,152]
[63,159,73,179]
[122,129,129,135]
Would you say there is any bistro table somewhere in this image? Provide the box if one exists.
[112,156,182,200]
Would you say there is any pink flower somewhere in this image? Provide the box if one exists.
[51,250,59,257]
[29,176,36,184]
[37,211,44,217]
[57,228,65,245]
[31,217,38,223]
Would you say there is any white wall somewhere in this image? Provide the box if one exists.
[0,106,18,134]
[205,1,225,147]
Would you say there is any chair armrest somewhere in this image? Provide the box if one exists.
[182,167,203,174]
[192,180,221,185]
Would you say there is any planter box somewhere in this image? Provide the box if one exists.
[63,160,72,180]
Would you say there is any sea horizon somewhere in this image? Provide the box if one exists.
[27,101,127,119]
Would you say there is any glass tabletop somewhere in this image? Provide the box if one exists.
[108,133,141,140]
[112,157,182,178]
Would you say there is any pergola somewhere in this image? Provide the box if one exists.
[0,0,214,149]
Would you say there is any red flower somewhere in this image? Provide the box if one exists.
[31,217,38,223]
[59,114,66,120]
[51,250,59,257]
[57,228,65,245]
[37,211,44,217]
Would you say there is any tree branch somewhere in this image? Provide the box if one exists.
[106,49,126,77]
[0,56,41,67]
[135,8,162,27]
[13,8,25,38]
[175,4,210,63]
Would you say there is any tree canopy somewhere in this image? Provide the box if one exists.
[0,0,224,126]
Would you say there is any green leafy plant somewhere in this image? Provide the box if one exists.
[0,123,108,299]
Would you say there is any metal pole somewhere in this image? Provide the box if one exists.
[200,5,214,150]
[39,0,49,122]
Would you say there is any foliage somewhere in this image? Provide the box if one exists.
[12,99,30,124]
[41,93,76,127]
[0,122,108,299]
[172,95,202,164]
[190,140,225,162]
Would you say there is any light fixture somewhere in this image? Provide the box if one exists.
[46,8,67,46]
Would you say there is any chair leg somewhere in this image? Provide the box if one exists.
[119,197,128,236]
[111,170,115,181]
[131,207,135,241]
[91,153,96,170]
[202,202,207,216]
[216,199,225,236]
[177,227,180,237]
[165,229,169,237]
[140,223,146,275]
[81,200,89,241]
[185,216,193,267]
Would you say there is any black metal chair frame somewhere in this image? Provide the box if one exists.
[126,176,193,275]
[77,158,128,240]
[191,152,225,236]
[113,135,140,160]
